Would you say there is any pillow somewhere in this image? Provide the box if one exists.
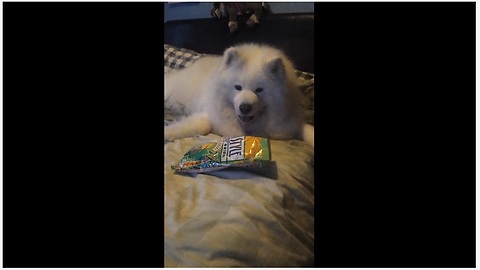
[164,44,314,125]
[296,72,314,125]
[164,44,203,73]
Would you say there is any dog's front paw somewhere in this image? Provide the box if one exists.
[303,124,314,148]
[164,127,177,142]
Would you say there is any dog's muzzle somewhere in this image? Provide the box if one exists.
[238,103,255,124]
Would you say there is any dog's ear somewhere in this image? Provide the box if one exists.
[223,47,242,67]
[265,57,285,78]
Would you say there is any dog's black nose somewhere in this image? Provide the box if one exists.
[239,104,252,114]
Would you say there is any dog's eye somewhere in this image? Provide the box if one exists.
[255,87,264,93]
[235,85,242,91]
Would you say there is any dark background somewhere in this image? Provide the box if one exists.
[316,2,475,267]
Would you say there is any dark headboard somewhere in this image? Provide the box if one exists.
[164,13,314,73]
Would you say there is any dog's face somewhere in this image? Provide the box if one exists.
[231,83,265,125]
[219,47,287,126]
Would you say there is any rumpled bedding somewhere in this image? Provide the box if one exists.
[164,44,315,267]
[164,134,314,267]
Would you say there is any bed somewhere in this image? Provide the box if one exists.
[164,13,315,267]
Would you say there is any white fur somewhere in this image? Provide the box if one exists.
[164,43,314,147]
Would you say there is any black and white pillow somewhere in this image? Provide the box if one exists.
[164,44,203,73]
[164,44,314,125]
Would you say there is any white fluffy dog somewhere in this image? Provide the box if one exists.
[164,43,314,147]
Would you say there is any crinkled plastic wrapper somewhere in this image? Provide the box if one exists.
[171,136,275,174]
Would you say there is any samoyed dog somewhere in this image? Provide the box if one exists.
[164,43,314,147]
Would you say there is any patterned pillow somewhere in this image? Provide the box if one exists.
[164,44,314,125]
[164,44,203,73]
[296,71,314,125]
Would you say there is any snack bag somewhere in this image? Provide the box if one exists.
[171,136,272,174]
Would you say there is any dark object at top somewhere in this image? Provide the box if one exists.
[164,13,314,73]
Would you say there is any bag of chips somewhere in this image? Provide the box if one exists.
[171,136,273,174]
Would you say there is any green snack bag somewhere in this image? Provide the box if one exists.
[171,136,272,174]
